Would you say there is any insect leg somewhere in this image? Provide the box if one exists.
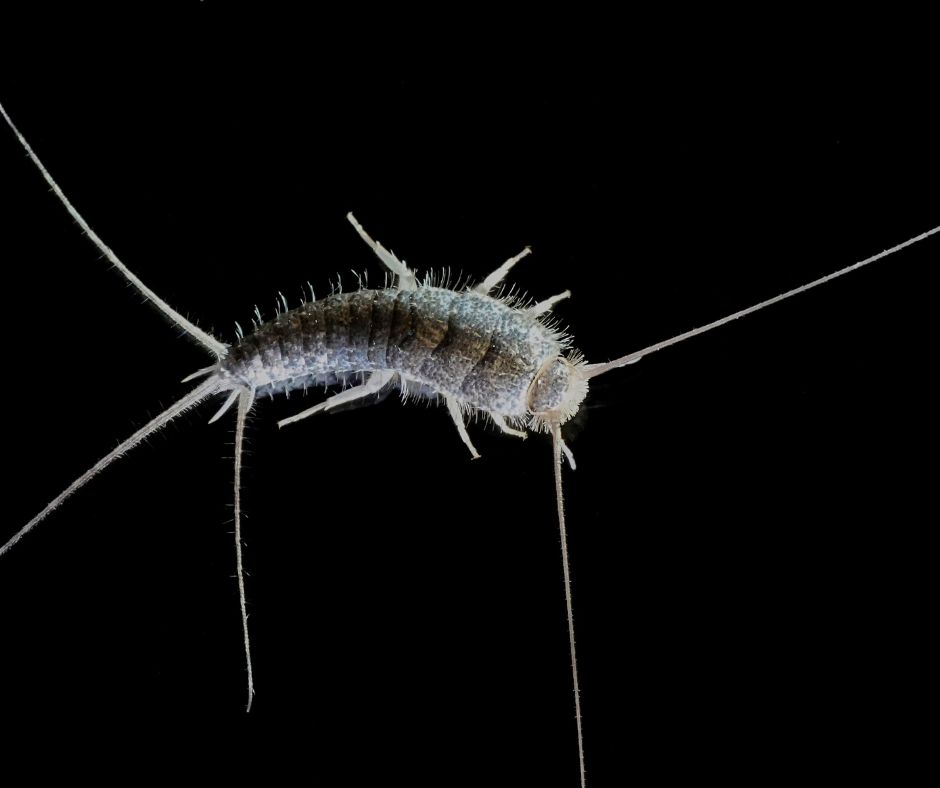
[446,397,481,459]
[489,413,527,440]
[474,246,532,294]
[277,370,397,428]
[528,290,571,316]
[346,212,417,291]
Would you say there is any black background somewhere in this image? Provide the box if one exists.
[1,7,936,784]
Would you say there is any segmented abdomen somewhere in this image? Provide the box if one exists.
[221,287,562,416]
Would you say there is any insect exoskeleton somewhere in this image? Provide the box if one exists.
[527,354,591,432]
[3,96,938,788]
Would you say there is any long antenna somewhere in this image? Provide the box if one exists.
[0,100,229,358]
[552,423,586,788]
[584,225,940,378]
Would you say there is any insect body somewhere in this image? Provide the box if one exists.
[222,260,580,435]
[2,100,937,787]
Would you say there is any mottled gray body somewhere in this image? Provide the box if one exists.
[8,99,938,788]
[222,286,564,417]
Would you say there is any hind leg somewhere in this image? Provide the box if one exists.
[278,370,397,428]
[346,213,417,291]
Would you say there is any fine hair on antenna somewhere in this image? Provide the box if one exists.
[2,97,937,787]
